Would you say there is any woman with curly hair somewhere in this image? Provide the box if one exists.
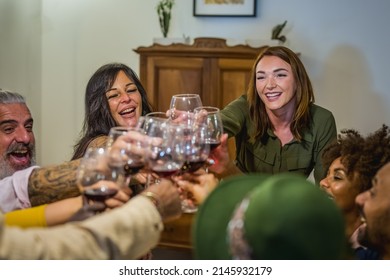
[320,124,390,259]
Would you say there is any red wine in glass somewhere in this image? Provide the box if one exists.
[152,163,181,178]
[206,139,221,151]
[124,162,145,176]
[181,160,207,173]
[84,188,118,202]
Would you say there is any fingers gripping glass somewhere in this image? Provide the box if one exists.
[77,147,127,209]
[143,114,186,184]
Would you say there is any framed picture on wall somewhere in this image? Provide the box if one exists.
[193,0,256,17]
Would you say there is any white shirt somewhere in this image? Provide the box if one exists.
[0,166,39,212]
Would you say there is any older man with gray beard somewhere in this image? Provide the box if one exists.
[0,92,36,176]
[0,89,38,211]
[0,90,131,213]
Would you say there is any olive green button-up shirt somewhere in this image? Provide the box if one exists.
[220,95,337,184]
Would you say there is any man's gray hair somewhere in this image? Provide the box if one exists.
[0,89,26,104]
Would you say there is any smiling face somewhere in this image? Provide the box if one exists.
[320,157,361,215]
[255,55,297,113]
[355,162,390,257]
[0,103,35,179]
[106,70,142,127]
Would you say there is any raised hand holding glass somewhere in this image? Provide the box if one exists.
[106,126,146,177]
[194,106,224,150]
[77,147,127,207]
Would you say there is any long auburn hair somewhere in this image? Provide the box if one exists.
[71,63,153,160]
[247,46,314,142]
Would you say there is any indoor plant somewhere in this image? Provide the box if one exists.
[156,0,174,38]
[271,20,288,44]
[246,20,288,47]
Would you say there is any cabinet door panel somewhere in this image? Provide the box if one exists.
[218,58,253,108]
[146,57,204,112]
[217,59,254,159]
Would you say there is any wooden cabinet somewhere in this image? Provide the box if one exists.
[134,38,263,254]
[134,37,264,110]
[158,213,194,250]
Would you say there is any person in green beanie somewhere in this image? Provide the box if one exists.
[192,173,347,259]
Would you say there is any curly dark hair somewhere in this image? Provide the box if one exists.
[357,124,390,189]
[322,124,390,192]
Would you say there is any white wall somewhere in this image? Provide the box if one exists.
[0,0,42,161]
[1,0,389,166]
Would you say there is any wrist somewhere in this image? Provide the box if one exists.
[215,160,241,179]
[141,191,164,217]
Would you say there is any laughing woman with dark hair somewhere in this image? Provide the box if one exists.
[70,63,154,259]
[71,63,153,160]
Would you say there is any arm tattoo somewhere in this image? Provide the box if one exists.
[28,159,82,206]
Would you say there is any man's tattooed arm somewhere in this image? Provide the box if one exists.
[28,159,82,206]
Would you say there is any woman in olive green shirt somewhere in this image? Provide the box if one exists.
[220,46,336,184]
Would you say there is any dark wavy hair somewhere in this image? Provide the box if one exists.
[247,46,315,142]
[322,124,390,192]
[71,63,153,160]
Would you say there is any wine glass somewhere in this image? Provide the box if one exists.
[169,94,202,125]
[179,123,210,213]
[106,126,146,176]
[143,112,170,132]
[180,123,210,174]
[194,106,224,151]
[76,147,128,207]
[143,116,185,183]
[106,126,147,195]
